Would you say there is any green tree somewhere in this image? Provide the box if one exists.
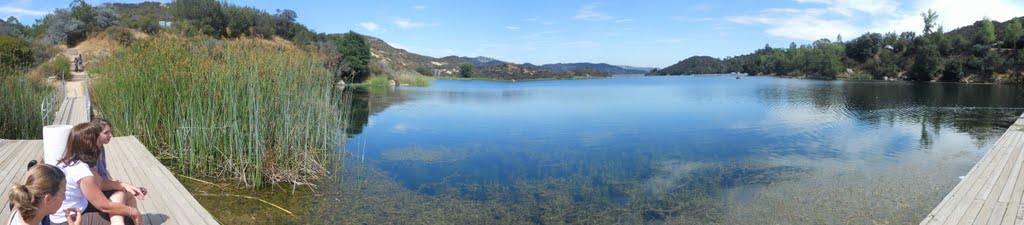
[977,17,996,45]
[92,6,119,30]
[1005,18,1022,48]
[869,49,899,79]
[0,22,25,39]
[921,9,938,35]
[0,36,33,71]
[69,0,95,31]
[222,4,274,38]
[272,9,298,39]
[909,37,940,81]
[930,27,950,56]
[43,9,85,45]
[459,63,474,78]
[171,0,225,36]
[335,31,370,82]
[940,57,965,82]
[846,32,883,63]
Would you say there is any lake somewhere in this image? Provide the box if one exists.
[330,75,1024,224]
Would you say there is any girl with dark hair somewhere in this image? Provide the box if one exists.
[90,118,112,181]
[52,122,144,225]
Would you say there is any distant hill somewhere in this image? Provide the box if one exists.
[655,17,1024,82]
[617,65,656,73]
[537,63,649,75]
[461,58,648,75]
[648,56,726,75]
[477,63,610,80]
[459,56,508,67]
[362,35,466,76]
[363,37,610,79]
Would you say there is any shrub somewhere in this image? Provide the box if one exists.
[106,26,134,46]
[0,35,33,71]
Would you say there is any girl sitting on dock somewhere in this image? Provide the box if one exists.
[6,164,81,225]
[52,122,144,225]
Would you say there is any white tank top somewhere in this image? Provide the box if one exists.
[6,209,45,225]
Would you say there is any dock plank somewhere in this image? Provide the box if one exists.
[923,129,1014,224]
[922,114,1024,225]
[0,140,43,222]
[0,137,219,225]
[967,130,1023,225]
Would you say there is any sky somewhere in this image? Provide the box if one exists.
[2,0,1023,68]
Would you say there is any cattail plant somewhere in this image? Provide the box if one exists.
[92,36,351,188]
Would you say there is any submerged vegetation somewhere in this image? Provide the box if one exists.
[92,36,347,187]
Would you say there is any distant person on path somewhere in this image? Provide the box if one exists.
[52,122,144,225]
[6,164,82,225]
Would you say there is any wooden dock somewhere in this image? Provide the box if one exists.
[0,137,219,224]
[52,73,90,125]
[921,113,1024,225]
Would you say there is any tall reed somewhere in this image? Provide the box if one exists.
[0,69,55,139]
[92,36,349,187]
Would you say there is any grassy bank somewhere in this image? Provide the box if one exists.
[0,69,56,139]
[92,36,348,187]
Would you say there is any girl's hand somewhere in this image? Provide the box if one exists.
[121,183,146,200]
[64,208,82,225]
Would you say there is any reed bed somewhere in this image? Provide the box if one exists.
[92,36,349,188]
[0,69,56,139]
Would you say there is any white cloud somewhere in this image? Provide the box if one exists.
[870,0,1024,34]
[358,22,380,32]
[574,3,615,21]
[0,6,47,17]
[729,8,857,41]
[506,26,520,30]
[615,18,634,23]
[729,0,1024,41]
[411,5,428,10]
[394,18,438,29]
[822,0,900,16]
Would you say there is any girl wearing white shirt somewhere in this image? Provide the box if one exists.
[52,122,144,225]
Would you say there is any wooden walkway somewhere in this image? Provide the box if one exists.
[0,137,219,225]
[52,73,89,125]
[921,113,1024,225]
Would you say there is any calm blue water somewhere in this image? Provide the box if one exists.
[339,76,1024,224]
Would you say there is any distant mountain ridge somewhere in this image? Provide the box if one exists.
[536,63,649,75]
[649,56,726,75]
[363,37,611,79]
[459,56,508,67]
[459,57,649,75]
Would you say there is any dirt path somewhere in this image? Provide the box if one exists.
[52,48,90,125]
